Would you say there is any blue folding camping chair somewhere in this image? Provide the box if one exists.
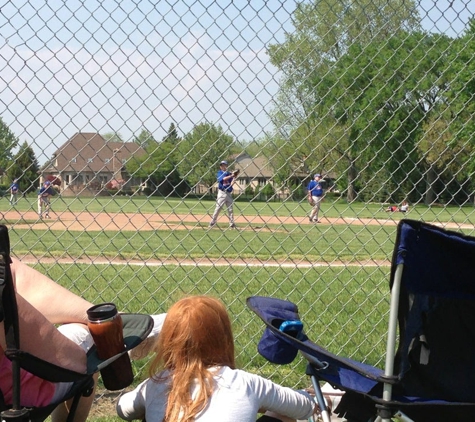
[248,219,475,422]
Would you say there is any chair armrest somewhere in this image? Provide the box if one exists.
[6,313,153,383]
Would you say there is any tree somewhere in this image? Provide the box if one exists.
[267,0,421,201]
[416,116,472,204]
[126,138,182,196]
[177,123,235,190]
[133,129,158,148]
[261,183,275,199]
[0,117,19,171]
[443,19,475,203]
[447,19,475,142]
[128,126,186,196]
[321,31,452,203]
[162,123,180,145]
[102,132,125,143]
[6,142,39,194]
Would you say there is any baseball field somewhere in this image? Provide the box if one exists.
[2,196,474,420]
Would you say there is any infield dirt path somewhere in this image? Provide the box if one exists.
[3,209,399,266]
[2,209,472,232]
[1,209,403,232]
[3,209,472,268]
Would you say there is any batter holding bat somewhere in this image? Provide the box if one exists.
[209,160,239,229]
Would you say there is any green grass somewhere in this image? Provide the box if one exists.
[8,224,398,262]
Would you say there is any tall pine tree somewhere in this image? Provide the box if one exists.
[7,142,40,194]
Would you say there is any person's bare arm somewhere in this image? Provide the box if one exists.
[11,258,93,325]
[0,293,87,373]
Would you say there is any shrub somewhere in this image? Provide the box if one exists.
[261,183,275,197]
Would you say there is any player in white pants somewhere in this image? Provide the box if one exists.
[209,160,238,228]
[307,173,324,223]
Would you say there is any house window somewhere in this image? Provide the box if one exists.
[71,157,77,163]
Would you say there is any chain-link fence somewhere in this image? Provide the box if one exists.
[1,0,475,402]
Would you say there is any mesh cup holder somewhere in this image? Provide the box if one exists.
[257,319,300,364]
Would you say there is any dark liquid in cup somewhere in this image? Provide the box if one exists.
[87,303,134,390]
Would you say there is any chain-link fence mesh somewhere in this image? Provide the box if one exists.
[1,0,475,404]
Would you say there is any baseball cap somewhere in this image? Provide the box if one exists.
[44,180,51,185]
[314,173,321,178]
[220,160,228,165]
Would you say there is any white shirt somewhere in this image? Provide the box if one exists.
[116,366,314,422]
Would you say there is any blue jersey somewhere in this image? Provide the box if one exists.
[39,186,54,197]
[10,183,19,193]
[307,180,323,197]
[217,170,234,193]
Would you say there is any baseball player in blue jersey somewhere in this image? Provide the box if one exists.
[209,161,239,228]
[9,179,20,206]
[307,173,324,223]
[38,180,55,218]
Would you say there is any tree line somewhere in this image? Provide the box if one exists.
[265,0,475,205]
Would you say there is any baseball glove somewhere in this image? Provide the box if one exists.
[308,197,315,206]
[232,169,240,177]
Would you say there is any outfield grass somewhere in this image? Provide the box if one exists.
[7,224,398,262]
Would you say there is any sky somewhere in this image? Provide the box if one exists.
[0,0,474,165]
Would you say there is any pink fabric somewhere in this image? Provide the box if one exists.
[0,354,55,407]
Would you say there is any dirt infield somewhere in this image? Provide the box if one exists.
[3,209,403,232]
[5,209,472,269]
[3,209,472,233]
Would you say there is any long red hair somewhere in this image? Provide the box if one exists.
[149,296,236,422]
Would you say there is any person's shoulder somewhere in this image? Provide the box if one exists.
[223,367,267,385]
[210,366,262,393]
[139,374,169,395]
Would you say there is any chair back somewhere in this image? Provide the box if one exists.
[393,220,475,401]
[0,225,25,414]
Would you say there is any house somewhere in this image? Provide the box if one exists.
[229,152,274,194]
[41,132,146,196]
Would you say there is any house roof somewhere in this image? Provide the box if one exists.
[227,151,312,179]
[42,133,146,173]
[234,155,273,178]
